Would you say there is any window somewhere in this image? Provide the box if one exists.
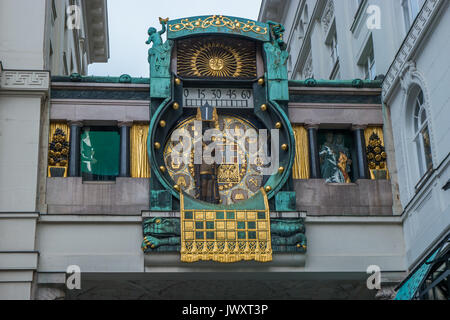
[330,32,339,66]
[330,62,341,80]
[326,23,339,78]
[363,47,376,80]
[63,52,69,75]
[413,90,433,177]
[402,0,425,30]
[51,0,57,26]
[80,127,120,181]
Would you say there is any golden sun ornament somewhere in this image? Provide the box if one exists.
[177,37,257,79]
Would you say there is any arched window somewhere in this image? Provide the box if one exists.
[412,89,433,177]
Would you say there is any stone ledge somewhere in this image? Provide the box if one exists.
[295,179,394,216]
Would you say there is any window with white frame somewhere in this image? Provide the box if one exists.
[413,89,433,178]
[330,31,339,66]
[402,0,425,30]
[364,47,376,80]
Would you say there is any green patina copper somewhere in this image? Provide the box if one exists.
[264,21,289,102]
[52,74,150,84]
[275,192,297,212]
[146,18,173,98]
[142,217,307,254]
[146,16,296,212]
[166,15,270,42]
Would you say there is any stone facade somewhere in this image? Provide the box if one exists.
[0,0,109,300]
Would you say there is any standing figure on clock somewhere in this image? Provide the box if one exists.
[194,103,221,204]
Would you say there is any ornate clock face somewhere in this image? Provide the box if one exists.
[163,115,265,205]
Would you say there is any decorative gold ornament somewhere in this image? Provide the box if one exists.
[174,78,181,85]
[154,142,161,150]
[265,186,272,192]
[160,166,166,173]
[159,120,166,128]
[174,184,180,191]
[168,15,268,35]
[258,78,265,86]
[173,102,180,110]
[48,127,70,171]
[177,37,256,79]
[275,122,282,129]
[260,104,267,111]
[278,167,285,174]
[163,115,264,205]
[281,144,288,151]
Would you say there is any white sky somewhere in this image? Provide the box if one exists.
[88,0,263,77]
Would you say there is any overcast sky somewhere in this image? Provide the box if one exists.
[88,0,262,77]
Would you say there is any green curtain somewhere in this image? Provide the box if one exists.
[80,130,120,178]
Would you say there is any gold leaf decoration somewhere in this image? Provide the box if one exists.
[177,37,257,79]
[169,15,268,35]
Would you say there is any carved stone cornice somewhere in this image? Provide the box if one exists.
[82,0,110,64]
[352,124,368,131]
[382,0,443,102]
[118,121,133,128]
[0,70,50,93]
[69,120,84,127]
[304,122,320,130]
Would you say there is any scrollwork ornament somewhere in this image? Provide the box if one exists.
[169,15,268,35]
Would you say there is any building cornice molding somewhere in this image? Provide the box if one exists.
[291,0,325,78]
[50,98,150,107]
[83,0,110,64]
[382,0,444,102]
[0,69,50,95]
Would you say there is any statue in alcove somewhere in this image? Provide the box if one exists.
[193,103,221,204]
[319,132,352,184]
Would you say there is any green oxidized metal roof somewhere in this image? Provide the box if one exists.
[52,75,382,89]
[52,74,149,84]
[166,15,270,42]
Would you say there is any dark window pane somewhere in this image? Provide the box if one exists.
[422,127,433,171]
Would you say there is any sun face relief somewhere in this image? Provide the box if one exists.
[177,37,257,79]
[209,57,224,71]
